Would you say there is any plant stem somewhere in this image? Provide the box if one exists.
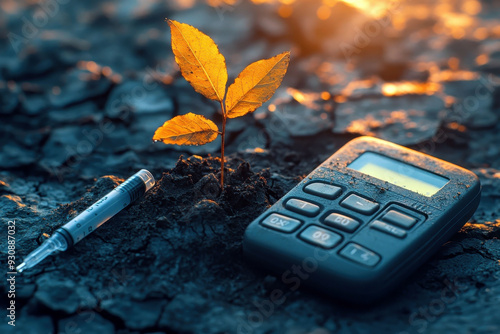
[220,102,226,189]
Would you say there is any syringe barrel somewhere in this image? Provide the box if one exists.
[58,169,155,247]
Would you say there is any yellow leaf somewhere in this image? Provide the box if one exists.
[168,19,227,103]
[225,51,290,118]
[153,113,219,146]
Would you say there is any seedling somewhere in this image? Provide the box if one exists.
[153,20,290,188]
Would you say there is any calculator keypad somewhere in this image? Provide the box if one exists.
[381,210,417,229]
[303,182,342,199]
[340,194,379,215]
[261,213,302,233]
[324,213,360,233]
[340,243,381,267]
[299,226,342,249]
[285,198,321,217]
[370,220,407,238]
[259,180,425,269]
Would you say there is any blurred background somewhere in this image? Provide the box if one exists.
[1,1,500,333]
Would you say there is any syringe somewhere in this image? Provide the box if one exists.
[16,169,155,273]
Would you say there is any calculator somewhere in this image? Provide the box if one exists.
[243,136,481,303]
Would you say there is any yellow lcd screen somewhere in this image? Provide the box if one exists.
[348,152,449,197]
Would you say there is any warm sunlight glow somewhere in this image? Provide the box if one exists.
[462,0,482,15]
[430,70,479,82]
[247,0,395,18]
[473,27,488,40]
[203,0,488,43]
[336,0,393,18]
[317,5,331,20]
[3,195,25,208]
[78,61,101,75]
[287,88,321,110]
[278,5,293,18]
[475,54,489,65]
[441,12,475,39]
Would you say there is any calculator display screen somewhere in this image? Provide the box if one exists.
[348,152,449,197]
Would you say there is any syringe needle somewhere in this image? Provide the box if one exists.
[16,263,26,272]
[16,232,67,272]
[17,169,155,273]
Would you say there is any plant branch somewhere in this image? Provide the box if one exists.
[220,101,226,189]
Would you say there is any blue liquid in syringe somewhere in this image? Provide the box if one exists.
[16,169,155,273]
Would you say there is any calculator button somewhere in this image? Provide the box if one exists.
[340,243,381,267]
[340,194,379,215]
[285,199,321,217]
[303,182,342,199]
[324,213,360,233]
[382,210,417,229]
[261,213,302,233]
[371,220,407,238]
[299,226,342,249]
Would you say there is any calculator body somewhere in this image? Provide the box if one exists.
[243,136,481,303]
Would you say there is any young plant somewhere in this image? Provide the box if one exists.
[153,20,290,188]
